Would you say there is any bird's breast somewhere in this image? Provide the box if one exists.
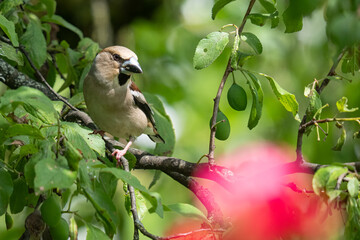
[84,78,148,139]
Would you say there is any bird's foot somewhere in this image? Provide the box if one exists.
[112,149,127,166]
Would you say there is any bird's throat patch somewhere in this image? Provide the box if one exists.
[118,73,130,86]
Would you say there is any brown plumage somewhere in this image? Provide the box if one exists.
[83,46,164,161]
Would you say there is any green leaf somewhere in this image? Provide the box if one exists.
[41,0,56,16]
[332,127,346,151]
[86,224,111,240]
[101,168,149,193]
[64,141,83,171]
[24,140,55,188]
[248,13,268,27]
[41,15,83,39]
[260,73,299,121]
[124,152,137,170]
[0,87,58,124]
[95,172,118,200]
[327,14,360,49]
[327,189,342,203]
[341,48,359,75]
[58,57,78,92]
[248,12,279,28]
[20,20,47,68]
[141,191,163,218]
[210,109,231,141]
[77,38,100,62]
[5,212,13,230]
[148,170,162,189]
[9,178,28,214]
[211,0,236,19]
[165,203,207,222]
[336,97,358,113]
[312,166,347,196]
[326,166,348,191]
[34,158,77,193]
[259,0,277,13]
[193,31,229,70]
[247,73,263,130]
[82,185,118,234]
[0,0,23,15]
[79,165,119,235]
[241,32,263,55]
[78,63,92,92]
[6,124,44,139]
[0,41,24,65]
[234,51,253,67]
[143,93,175,156]
[0,169,13,216]
[344,197,360,239]
[0,15,19,47]
[62,122,105,159]
[348,177,359,198]
[283,0,303,33]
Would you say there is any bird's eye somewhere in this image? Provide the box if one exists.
[113,54,121,62]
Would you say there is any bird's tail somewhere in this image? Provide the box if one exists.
[148,134,165,143]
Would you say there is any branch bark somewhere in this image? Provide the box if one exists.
[0,58,58,100]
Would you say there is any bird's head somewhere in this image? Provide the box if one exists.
[93,46,142,85]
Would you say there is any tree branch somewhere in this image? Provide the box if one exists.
[316,49,346,94]
[164,171,226,227]
[0,58,58,100]
[295,49,346,164]
[207,0,257,165]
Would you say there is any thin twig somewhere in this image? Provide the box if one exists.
[162,228,226,240]
[119,156,161,240]
[316,49,347,94]
[18,46,78,111]
[300,117,360,131]
[207,0,257,165]
[164,171,226,228]
[0,35,77,111]
[50,53,67,81]
[336,172,348,190]
[283,182,314,194]
[295,49,346,164]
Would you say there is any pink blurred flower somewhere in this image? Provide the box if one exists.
[167,142,342,240]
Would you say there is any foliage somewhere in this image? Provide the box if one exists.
[0,0,359,239]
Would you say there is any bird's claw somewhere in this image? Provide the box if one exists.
[112,149,127,167]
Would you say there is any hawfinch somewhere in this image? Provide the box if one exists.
[83,46,165,162]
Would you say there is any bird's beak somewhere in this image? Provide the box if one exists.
[120,57,143,74]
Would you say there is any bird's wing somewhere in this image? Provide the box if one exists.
[130,81,165,143]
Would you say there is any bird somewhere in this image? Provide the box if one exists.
[83,46,165,162]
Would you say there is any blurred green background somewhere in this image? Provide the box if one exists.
[1,0,359,239]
